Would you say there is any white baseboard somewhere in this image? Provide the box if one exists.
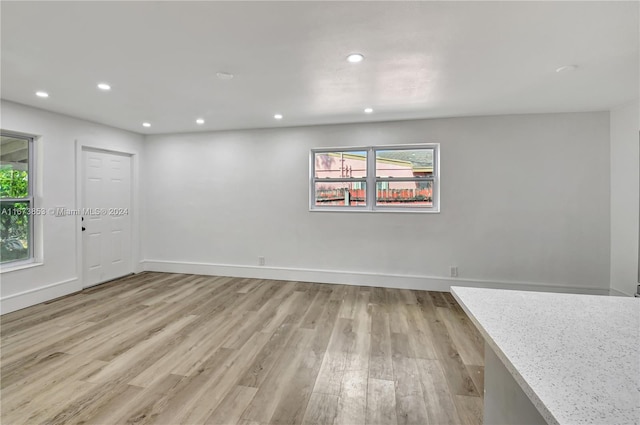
[1,278,80,315]
[142,260,609,295]
[0,262,612,315]
[609,287,634,297]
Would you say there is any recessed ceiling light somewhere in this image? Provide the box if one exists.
[97,83,111,91]
[216,72,234,80]
[142,122,151,128]
[347,53,365,63]
[364,107,374,113]
[196,118,205,125]
[35,91,49,98]
[556,65,578,73]
[274,114,283,120]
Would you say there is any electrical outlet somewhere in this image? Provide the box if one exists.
[258,256,265,266]
[450,266,458,278]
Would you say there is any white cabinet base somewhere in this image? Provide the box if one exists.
[484,343,548,425]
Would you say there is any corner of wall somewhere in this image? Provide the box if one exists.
[609,100,640,297]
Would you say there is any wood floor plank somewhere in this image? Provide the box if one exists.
[447,297,486,361]
[454,394,484,425]
[260,290,305,333]
[171,311,254,377]
[18,379,100,425]
[428,291,450,308]
[127,310,241,387]
[338,285,360,319]
[302,392,339,425]
[239,328,314,423]
[437,306,483,366]
[140,274,203,305]
[415,290,480,397]
[111,373,186,425]
[76,383,144,425]
[369,303,393,381]
[282,285,320,327]
[398,289,418,305]
[1,302,152,386]
[237,278,261,294]
[243,280,291,312]
[49,330,236,422]
[205,385,258,425]
[84,302,197,361]
[335,290,371,425]
[405,304,438,360]
[312,317,355,395]
[139,347,236,424]
[390,332,430,425]
[386,289,410,334]
[1,357,107,423]
[1,350,73,391]
[269,298,342,425]
[366,378,398,425]
[85,314,199,384]
[167,331,271,425]
[329,284,348,301]
[62,303,170,359]
[267,351,318,425]
[237,322,296,388]
[2,272,165,335]
[299,289,331,329]
[414,359,463,425]
[1,321,96,364]
[1,273,483,425]
[467,364,485,395]
[369,286,388,306]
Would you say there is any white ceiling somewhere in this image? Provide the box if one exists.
[1,1,638,134]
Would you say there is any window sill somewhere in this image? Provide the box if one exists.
[309,208,440,214]
[0,261,44,274]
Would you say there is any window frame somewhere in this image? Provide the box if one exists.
[0,131,35,266]
[310,143,439,213]
[309,147,369,210]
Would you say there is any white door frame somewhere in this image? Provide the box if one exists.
[75,141,141,288]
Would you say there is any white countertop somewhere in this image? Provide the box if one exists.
[451,286,640,425]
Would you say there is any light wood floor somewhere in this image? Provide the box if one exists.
[1,272,484,425]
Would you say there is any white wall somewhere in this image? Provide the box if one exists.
[143,112,611,294]
[0,107,615,313]
[0,100,144,313]
[610,101,640,296]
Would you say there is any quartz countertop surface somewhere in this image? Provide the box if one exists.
[451,286,640,425]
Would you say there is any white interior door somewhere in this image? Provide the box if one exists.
[82,148,132,288]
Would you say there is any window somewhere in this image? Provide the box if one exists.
[1,133,34,264]
[312,149,368,207]
[310,144,439,212]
